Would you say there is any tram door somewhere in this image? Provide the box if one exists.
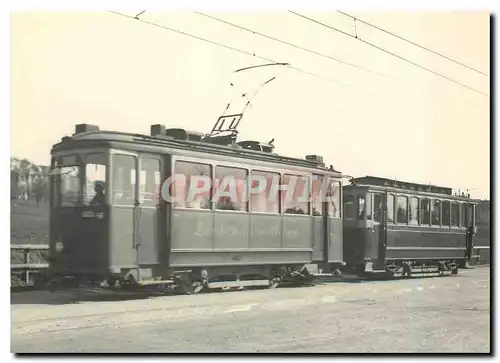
[465,203,475,263]
[325,178,342,264]
[136,155,164,266]
[374,192,388,269]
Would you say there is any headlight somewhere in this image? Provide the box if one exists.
[55,241,64,253]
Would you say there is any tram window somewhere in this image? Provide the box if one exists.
[140,159,160,207]
[373,194,382,222]
[357,195,366,220]
[326,180,341,218]
[408,197,419,225]
[111,154,136,206]
[460,203,466,227]
[472,205,476,226]
[451,202,459,227]
[441,201,451,227]
[431,200,441,225]
[250,170,280,213]
[283,174,309,215]
[59,165,81,206]
[311,175,323,216]
[387,194,395,223]
[396,196,408,224]
[84,154,107,206]
[461,203,474,227]
[173,161,211,209]
[421,199,430,225]
[215,166,248,211]
[343,194,356,220]
[365,193,372,220]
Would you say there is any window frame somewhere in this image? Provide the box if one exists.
[83,153,108,206]
[441,200,451,228]
[172,159,212,211]
[408,196,420,226]
[386,193,395,224]
[420,198,431,226]
[343,193,357,220]
[111,153,138,207]
[138,156,162,208]
[451,202,460,228]
[282,173,310,216]
[214,165,249,212]
[395,194,409,225]
[372,193,383,224]
[357,194,366,221]
[249,169,281,215]
[430,199,442,227]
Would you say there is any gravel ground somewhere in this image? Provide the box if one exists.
[11,267,490,353]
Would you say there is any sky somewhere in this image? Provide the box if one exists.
[10,11,490,199]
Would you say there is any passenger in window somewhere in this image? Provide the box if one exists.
[312,207,321,216]
[295,207,305,214]
[90,181,106,205]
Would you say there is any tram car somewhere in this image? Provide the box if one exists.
[342,176,478,277]
[47,119,344,294]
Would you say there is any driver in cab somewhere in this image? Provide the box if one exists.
[90,181,106,205]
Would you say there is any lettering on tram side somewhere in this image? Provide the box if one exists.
[215,223,249,239]
[250,224,281,238]
[193,220,212,238]
[283,229,299,239]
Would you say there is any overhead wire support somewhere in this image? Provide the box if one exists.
[109,10,277,63]
[337,10,489,77]
[289,11,489,97]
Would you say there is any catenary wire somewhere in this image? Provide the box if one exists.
[107,10,407,105]
[337,10,489,76]
[195,12,416,86]
[289,11,488,97]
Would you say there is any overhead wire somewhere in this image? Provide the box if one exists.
[337,10,489,77]
[107,10,407,106]
[194,12,415,86]
[289,11,489,97]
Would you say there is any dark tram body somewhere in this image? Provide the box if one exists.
[48,123,344,293]
[342,176,478,277]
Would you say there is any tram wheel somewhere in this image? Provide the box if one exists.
[402,264,412,278]
[177,280,205,295]
[269,276,281,289]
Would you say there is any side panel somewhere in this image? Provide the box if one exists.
[282,216,312,249]
[342,225,365,266]
[327,219,343,264]
[385,227,467,260]
[375,192,388,269]
[137,155,164,266]
[169,210,313,267]
[214,212,250,250]
[170,209,214,251]
[249,214,282,249]
[311,217,324,261]
[109,206,136,268]
[137,206,159,265]
[52,207,110,274]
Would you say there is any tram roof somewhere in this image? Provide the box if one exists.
[51,126,341,173]
[348,176,452,195]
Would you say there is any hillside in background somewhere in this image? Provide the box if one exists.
[11,157,50,245]
[11,156,49,201]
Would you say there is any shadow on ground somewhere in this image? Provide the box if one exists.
[10,272,457,306]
